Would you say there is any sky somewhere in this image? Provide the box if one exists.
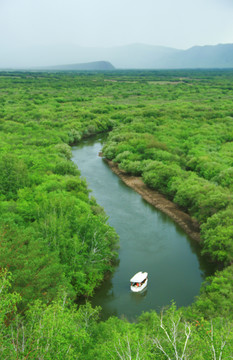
[0,0,233,67]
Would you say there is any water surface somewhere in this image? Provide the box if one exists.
[72,137,215,320]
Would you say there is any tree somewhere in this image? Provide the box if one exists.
[0,154,28,200]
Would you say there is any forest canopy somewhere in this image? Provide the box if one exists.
[0,69,233,358]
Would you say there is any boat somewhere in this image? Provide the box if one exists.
[130,271,148,292]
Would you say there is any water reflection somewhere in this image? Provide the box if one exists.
[130,288,148,303]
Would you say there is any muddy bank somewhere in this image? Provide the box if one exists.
[104,159,201,242]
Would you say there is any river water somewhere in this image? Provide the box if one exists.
[72,137,215,320]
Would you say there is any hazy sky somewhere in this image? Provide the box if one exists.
[0,0,233,51]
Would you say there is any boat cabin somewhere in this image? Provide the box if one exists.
[130,271,148,292]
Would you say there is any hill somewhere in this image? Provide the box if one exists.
[42,60,115,71]
[170,43,233,68]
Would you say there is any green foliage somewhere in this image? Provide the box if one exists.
[0,269,21,325]
[119,159,145,175]
[190,264,233,320]
[0,272,100,359]
[0,270,22,358]
[0,154,29,200]
[201,207,233,263]
[54,143,72,160]
[143,160,182,197]
[0,72,119,311]
[1,272,233,360]
[172,174,231,223]
[1,70,233,358]
[0,223,67,309]
[101,71,233,265]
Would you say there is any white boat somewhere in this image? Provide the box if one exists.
[130,271,148,292]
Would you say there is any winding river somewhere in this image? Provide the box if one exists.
[72,137,215,320]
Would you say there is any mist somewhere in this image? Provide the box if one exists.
[0,0,232,68]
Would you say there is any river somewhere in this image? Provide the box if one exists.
[72,137,215,320]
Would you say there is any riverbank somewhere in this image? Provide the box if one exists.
[104,159,201,243]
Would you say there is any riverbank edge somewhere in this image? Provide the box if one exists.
[104,158,201,243]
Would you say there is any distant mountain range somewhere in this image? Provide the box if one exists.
[1,43,233,69]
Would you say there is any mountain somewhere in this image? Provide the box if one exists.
[40,61,115,71]
[1,43,233,69]
[116,43,233,68]
[169,44,233,68]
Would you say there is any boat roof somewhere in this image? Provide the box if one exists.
[130,271,148,283]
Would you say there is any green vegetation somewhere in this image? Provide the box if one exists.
[1,70,233,358]
[0,72,119,310]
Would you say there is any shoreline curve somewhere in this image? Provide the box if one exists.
[104,158,201,243]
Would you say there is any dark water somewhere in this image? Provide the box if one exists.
[72,137,215,320]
